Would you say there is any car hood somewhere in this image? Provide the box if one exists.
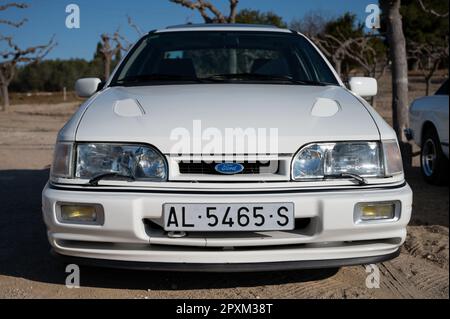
[75,84,380,154]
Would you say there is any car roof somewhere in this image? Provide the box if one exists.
[155,23,292,34]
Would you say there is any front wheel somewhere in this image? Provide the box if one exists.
[421,128,448,185]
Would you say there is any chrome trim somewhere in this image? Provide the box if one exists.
[49,181,408,195]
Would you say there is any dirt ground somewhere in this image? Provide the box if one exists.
[0,76,448,299]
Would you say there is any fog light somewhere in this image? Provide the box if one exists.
[58,204,104,225]
[355,202,399,223]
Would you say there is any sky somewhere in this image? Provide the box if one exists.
[1,0,371,60]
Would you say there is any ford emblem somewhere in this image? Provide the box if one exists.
[215,163,245,175]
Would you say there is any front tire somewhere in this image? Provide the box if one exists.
[421,128,448,185]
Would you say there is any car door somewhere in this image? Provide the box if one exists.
[434,80,449,157]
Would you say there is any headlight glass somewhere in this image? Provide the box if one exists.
[75,143,167,181]
[51,142,73,180]
[382,140,403,176]
[292,142,384,180]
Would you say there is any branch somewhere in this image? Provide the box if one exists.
[314,27,388,79]
[127,15,143,36]
[408,40,448,80]
[170,0,237,23]
[0,35,57,84]
[0,18,27,28]
[0,2,28,11]
[228,0,239,23]
[115,31,133,52]
[311,36,332,57]
[100,29,130,57]
[417,0,449,18]
[170,0,213,23]
[199,0,227,22]
[375,61,389,80]
[0,2,29,27]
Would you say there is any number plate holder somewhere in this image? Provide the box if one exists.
[163,203,295,232]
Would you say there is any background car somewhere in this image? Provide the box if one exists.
[408,79,449,185]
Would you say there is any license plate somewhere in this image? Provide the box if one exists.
[163,203,295,231]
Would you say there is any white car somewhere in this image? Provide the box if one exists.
[42,24,412,271]
[408,79,449,185]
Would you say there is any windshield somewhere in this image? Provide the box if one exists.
[111,31,339,87]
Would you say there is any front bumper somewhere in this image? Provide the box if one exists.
[52,250,400,272]
[42,183,412,271]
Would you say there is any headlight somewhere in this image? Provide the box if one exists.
[75,143,167,181]
[51,142,74,180]
[382,140,404,176]
[292,141,403,181]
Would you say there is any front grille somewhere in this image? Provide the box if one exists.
[143,217,318,248]
[144,218,313,233]
[178,161,278,175]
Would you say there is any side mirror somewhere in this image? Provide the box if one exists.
[349,77,378,98]
[75,78,102,98]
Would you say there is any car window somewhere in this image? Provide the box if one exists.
[164,48,284,78]
[435,80,449,96]
[112,31,339,86]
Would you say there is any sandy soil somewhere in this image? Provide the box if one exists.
[0,77,448,299]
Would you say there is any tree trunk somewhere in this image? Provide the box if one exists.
[381,0,411,166]
[425,77,431,96]
[1,83,9,112]
[104,55,112,80]
[411,59,420,71]
[424,60,439,96]
[334,58,342,78]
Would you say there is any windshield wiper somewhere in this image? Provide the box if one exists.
[323,173,368,186]
[88,173,135,186]
[115,74,201,85]
[201,73,329,86]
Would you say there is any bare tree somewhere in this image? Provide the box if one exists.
[347,38,388,79]
[380,0,411,165]
[98,16,145,80]
[409,41,449,95]
[309,28,367,80]
[169,0,240,72]
[127,15,144,37]
[292,14,389,106]
[170,0,239,23]
[289,12,330,37]
[312,31,389,91]
[290,15,352,78]
[313,33,351,78]
[292,17,361,80]
[290,14,344,74]
[99,30,128,80]
[0,2,56,112]
[417,0,449,18]
[413,0,449,95]
[0,2,27,27]
[344,35,389,107]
